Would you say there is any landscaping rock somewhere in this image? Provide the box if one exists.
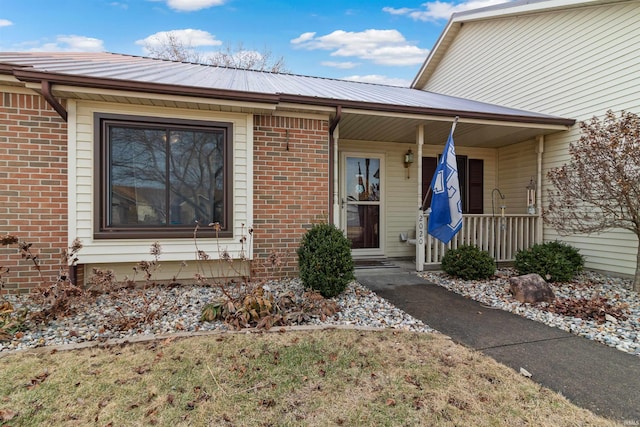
[509,274,556,304]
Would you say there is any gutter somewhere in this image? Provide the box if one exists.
[278,94,575,127]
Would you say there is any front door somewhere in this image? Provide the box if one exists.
[341,154,384,256]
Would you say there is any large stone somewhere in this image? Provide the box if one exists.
[509,274,555,304]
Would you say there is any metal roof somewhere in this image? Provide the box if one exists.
[0,52,574,126]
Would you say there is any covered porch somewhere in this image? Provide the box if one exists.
[328,108,573,269]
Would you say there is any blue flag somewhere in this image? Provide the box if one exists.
[428,129,463,244]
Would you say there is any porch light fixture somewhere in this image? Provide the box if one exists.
[404,149,414,179]
[526,177,537,215]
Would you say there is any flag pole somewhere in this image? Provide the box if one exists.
[417,116,460,271]
[450,115,459,135]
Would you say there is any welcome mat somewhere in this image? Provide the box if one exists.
[354,259,400,270]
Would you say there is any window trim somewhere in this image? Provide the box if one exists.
[93,113,233,239]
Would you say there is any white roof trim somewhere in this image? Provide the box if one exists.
[451,0,624,22]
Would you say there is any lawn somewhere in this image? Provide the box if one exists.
[0,328,619,426]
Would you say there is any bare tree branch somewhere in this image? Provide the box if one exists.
[142,32,203,63]
[145,34,288,72]
[544,110,640,290]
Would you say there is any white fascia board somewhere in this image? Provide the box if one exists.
[451,0,621,23]
[411,19,459,88]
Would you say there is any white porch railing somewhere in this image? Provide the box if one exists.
[416,213,542,270]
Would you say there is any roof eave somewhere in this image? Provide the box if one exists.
[277,93,575,127]
[7,66,575,128]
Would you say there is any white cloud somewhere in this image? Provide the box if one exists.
[27,35,104,52]
[163,0,226,11]
[342,74,411,87]
[136,29,222,50]
[290,32,316,44]
[0,19,13,27]
[321,61,359,69]
[109,2,129,9]
[291,29,428,66]
[383,0,512,21]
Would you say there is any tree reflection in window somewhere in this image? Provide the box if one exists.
[108,124,226,229]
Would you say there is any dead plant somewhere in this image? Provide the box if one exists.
[544,295,629,323]
[87,243,170,332]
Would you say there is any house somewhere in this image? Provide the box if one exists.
[0,51,574,291]
[412,0,640,278]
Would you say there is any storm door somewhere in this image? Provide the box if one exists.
[341,154,384,256]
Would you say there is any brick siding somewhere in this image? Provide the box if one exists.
[0,96,329,290]
[0,91,68,292]
[252,115,329,277]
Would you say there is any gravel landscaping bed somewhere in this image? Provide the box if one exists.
[0,280,433,353]
[2,270,638,358]
[419,269,640,356]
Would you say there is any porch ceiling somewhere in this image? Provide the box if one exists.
[339,113,568,148]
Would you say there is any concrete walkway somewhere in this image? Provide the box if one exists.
[356,262,640,423]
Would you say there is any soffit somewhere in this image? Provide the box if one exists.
[338,112,564,148]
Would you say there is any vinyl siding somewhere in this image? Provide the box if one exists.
[497,140,538,215]
[421,1,640,276]
[424,2,640,117]
[71,100,252,265]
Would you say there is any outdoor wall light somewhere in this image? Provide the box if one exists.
[404,149,414,179]
[527,177,537,215]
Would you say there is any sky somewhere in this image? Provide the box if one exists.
[0,0,511,87]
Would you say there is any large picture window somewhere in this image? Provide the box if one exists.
[94,114,232,239]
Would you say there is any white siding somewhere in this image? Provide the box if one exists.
[424,2,640,117]
[497,140,537,215]
[70,100,252,264]
[422,1,640,276]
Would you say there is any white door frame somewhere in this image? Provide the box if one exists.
[340,152,385,257]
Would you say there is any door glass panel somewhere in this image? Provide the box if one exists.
[346,158,380,202]
[345,156,381,250]
[347,205,380,249]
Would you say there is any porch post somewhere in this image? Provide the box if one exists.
[333,124,340,228]
[536,135,544,244]
[416,124,425,271]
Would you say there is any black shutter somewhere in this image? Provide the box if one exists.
[457,155,467,213]
[468,159,484,214]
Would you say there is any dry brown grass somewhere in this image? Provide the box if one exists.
[0,329,620,426]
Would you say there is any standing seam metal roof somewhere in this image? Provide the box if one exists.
[0,51,574,125]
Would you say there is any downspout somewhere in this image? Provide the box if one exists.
[41,80,68,122]
[536,135,544,244]
[329,106,342,225]
[41,79,75,284]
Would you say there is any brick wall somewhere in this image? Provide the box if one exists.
[0,91,68,293]
[252,115,329,277]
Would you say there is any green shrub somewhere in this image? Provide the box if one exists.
[441,245,496,280]
[514,241,584,282]
[297,223,355,298]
